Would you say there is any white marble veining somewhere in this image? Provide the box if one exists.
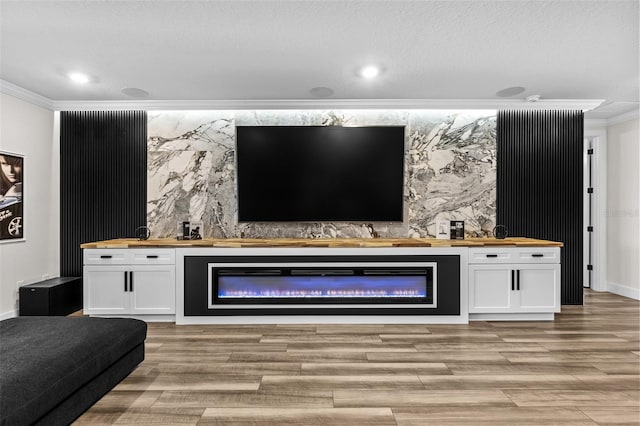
[147,110,496,239]
[406,111,496,237]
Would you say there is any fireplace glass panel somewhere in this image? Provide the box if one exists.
[211,266,434,305]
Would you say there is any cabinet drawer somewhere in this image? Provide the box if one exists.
[84,249,131,265]
[130,249,175,265]
[469,248,516,264]
[515,248,560,263]
[469,247,560,264]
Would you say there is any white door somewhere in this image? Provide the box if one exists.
[469,265,514,313]
[517,264,561,312]
[84,267,128,314]
[129,265,176,314]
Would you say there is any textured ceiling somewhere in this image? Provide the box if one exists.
[0,0,638,118]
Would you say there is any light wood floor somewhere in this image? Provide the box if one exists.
[74,290,640,425]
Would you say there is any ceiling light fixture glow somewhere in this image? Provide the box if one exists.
[68,72,90,84]
[360,65,380,79]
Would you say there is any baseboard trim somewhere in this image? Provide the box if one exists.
[469,313,555,321]
[0,310,17,320]
[607,282,640,300]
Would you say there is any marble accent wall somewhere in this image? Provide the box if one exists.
[147,110,496,239]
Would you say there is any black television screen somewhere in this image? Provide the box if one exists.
[235,125,405,222]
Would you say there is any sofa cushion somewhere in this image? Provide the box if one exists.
[0,316,146,426]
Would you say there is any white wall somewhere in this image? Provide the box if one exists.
[606,114,640,300]
[0,93,59,318]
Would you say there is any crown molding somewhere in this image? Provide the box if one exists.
[50,98,605,112]
[0,80,54,110]
[1,80,604,112]
[607,108,640,126]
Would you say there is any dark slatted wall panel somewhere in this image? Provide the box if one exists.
[60,111,147,277]
[497,110,583,304]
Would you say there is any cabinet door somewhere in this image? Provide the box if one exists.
[469,265,514,313]
[516,264,560,312]
[84,266,129,314]
[129,265,176,314]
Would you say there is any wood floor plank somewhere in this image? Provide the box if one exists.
[573,374,640,391]
[199,407,397,425]
[229,351,367,363]
[156,362,302,375]
[152,390,334,408]
[414,342,549,352]
[333,389,514,407]
[146,334,263,343]
[144,353,232,363]
[300,362,451,375]
[502,335,629,343]
[129,391,163,408]
[286,343,418,353]
[591,362,640,374]
[260,334,382,343]
[153,343,287,353]
[315,324,432,334]
[259,375,425,390]
[504,389,640,407]
[418,374,585,390]
[501,351,640,363]
[447,362,607,376]
[367,351,509,362]
[115,374,261,391]
[379,333,502,344]
[539,341,640,352]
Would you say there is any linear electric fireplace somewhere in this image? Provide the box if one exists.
[184,255,459,316]
[208,262,436,308]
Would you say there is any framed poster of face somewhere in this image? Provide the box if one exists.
[0,151,24,242]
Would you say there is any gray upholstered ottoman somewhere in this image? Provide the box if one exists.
[0,316,146,426]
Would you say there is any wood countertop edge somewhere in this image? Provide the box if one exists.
[80,237,563,249]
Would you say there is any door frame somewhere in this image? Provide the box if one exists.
[583,125,607,292]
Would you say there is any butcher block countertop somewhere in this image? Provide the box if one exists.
[81,237,563,249]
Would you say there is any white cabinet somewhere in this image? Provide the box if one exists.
[83,249,176,317]
[83,266,129,314]
[468,247,561,319]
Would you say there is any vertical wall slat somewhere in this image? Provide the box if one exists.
[60,111,147,277]
[497,109,583,305]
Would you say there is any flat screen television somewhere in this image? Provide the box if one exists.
[235,125,405,222]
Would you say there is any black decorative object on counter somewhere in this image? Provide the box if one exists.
[135,226,150,241]
[450,221,464,239]
[493,225,508,239]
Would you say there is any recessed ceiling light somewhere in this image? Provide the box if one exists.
[68,72,90,84]
[359,65,380,79]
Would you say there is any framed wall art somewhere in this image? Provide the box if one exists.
[0,151,24,242]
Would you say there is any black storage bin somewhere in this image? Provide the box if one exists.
[19,277,82,316]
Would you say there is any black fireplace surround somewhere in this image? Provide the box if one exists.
[184,254,460,316]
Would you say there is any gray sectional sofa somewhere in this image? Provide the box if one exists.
[0,316,147,426]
